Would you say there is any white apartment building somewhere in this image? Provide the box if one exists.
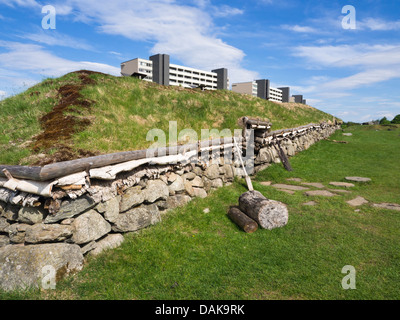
[169,64,219,90]
[231,80,283,102]
[268,87,283,103]
[121,58,153,81]
[231,81,258,97]
[121,54,229,90]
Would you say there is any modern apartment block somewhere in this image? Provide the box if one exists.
[231,79,283,102]
[255,79,282,103]
[278,87,290,103]
[121,54,228,90]
[269,87,283,102]
[292,95,304,104]
[232,81,258,97]
[120,53,308,104]
[120,58,153,80]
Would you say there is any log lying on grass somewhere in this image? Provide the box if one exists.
[239,190,288,230]
[227,206,258,233]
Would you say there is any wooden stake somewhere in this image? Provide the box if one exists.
[233,136,253,191]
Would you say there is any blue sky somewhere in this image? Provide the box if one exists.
[1,0,399,122]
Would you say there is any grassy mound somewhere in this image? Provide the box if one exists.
[0,70,337,166]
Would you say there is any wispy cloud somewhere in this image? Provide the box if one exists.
[17,28,96,51]
[294,44,400,67]
[292,44,400,90]
[281,24,320,33]
[212,5,243,18]
[0,41,120,83]
[0,0,40,8]
[358,18,400,31]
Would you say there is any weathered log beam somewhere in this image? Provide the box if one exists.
[227,206,258,233]
[0,123,334,182]
[0,137,234,181]
[0,165,42,181]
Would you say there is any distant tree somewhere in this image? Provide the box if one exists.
[391,114,400,124]
[379,117,391,125]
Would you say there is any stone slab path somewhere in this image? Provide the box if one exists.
[347,196,368,206]
[260,176,400,212]
[305,190,336,197]
[372,203,400,211]
[271,184,309,191]
[329,182,355,188]
[345,177,372,182]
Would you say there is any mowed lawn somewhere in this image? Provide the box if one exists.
[2,125,400,300]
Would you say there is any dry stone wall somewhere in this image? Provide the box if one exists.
[0,123,339,291]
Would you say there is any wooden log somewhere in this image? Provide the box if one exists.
[0,165,42,181]
[238,190,289,230]
[0,137,234,181]
[227,206,258,233]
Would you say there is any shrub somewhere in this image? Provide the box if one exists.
[391,114,400,124]
[379,117,391,125]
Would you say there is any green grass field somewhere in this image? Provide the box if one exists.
[2,124,399,300]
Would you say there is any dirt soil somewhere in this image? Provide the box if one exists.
[30,70,103,165]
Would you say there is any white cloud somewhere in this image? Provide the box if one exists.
[18,28,96,51]
[358,18,400,31]
[212,5,243,17]
[294,44,400,68]
[281,24,319,33]
[0,0,40,8]
[321,68,400,91]
[0,41,119,76]
[292,44,400,91]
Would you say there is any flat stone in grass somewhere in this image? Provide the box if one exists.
[305,190,336,197]
[345,177,372,183]
[260,181,272,186]
[272,184,309,191]
[329,182,355,188]
[286,178,302,182]
[347,196,368,207]
[343,133,353,136]
[372,203,400,212]
[302,182,325,189]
